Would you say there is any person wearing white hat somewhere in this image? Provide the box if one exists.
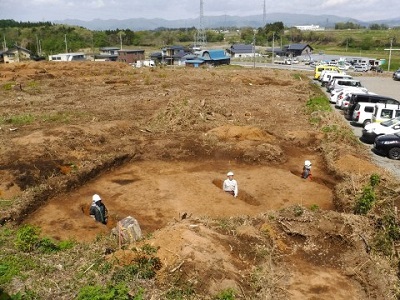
[302,160,312,179]
[89,194,108,224]
[223,171,238,197]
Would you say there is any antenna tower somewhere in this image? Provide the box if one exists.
[263,0,266,25]
[195,0,207,48]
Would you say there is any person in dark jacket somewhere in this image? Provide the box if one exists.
[90,194,108,224]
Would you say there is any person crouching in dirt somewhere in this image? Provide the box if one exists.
[302,160,312,180]
[223,171,238,198]
[90,194,108,224]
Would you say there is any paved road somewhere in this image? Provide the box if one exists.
[330,75,400,179]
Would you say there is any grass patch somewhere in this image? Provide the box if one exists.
[306,95,332,113]
[0,114,35,126]
[0,198,14,209]
[41,112,72,123]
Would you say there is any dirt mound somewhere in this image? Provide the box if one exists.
[335,154,381,175]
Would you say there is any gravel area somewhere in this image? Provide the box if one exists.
[326,74,400,179]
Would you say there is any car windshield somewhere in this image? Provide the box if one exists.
[381,116,400,127]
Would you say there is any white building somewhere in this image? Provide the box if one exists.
[295,25,324,31]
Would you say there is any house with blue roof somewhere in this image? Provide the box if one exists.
[185,49,230,67]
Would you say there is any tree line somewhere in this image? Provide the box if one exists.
[1,19,399,56]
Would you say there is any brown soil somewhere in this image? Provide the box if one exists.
[0,62,396,299]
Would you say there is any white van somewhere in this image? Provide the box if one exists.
[325,74,353,91]
[371,103,400,123]
[334,87,369,108]
[329,79,362,93]
[352,102,376,126]
[320,70,343,86]
[362,116,400,143]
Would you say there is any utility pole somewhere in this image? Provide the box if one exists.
[2,35,6,51]
[253,32,256,68]
[119,32,123,50]
[272,32,275,64]
[64,34,68,53]
[263,0,266,26]
[388,38,393,72]
[384,38,400,72]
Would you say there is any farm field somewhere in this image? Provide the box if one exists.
[0,61,399,299]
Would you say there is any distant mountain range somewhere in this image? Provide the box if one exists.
[55,13,400,31]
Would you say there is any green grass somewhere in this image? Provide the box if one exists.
[0,114,35,126]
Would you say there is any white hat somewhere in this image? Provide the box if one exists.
[227,171,234,176]
[304,160,312,167]
[92,194,101,202]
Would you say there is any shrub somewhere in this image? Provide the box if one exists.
[369,173,381,187]
[354,185,375,215]
[15,225,41,252]
[14,224,74,253]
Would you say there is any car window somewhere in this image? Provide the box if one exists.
[380,109,393,118]
[396,110,400,117]
[365,106,374,113]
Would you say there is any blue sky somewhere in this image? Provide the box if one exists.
[0,0,399,22]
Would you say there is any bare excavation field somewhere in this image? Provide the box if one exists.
[0,62,399,299]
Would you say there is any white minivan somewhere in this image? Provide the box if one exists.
[320,70,343,86]
[351,102,376,126]
[328,78,362,93]
[362,116,400,143]
[371,103,400,123]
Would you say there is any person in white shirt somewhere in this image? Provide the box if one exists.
[223,171,238,198]
[302,160,312,179]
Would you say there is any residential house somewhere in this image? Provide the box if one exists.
[226,44,254,58]
[117,49,145,64]
[3,45,33,63]
[185,49,230,67]
[284,44,313,57]
[94,47,120,61]
[163,45,188,65]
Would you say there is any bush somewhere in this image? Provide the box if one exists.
[14,224,75,253]
[15,225,41,252]
[354,185,375,215]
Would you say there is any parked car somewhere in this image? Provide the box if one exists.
[343,93,399,120]
[351,102,376,127]
[373,133,400,160]
[370,66,383,73]
[362,116,400,143]
[393,69,400,81]
[327,78,361,93]
[371,103,400,123]
[353,64,369,72]
[334,88,369,108]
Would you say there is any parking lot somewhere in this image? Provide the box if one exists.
[327,74,400,178]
